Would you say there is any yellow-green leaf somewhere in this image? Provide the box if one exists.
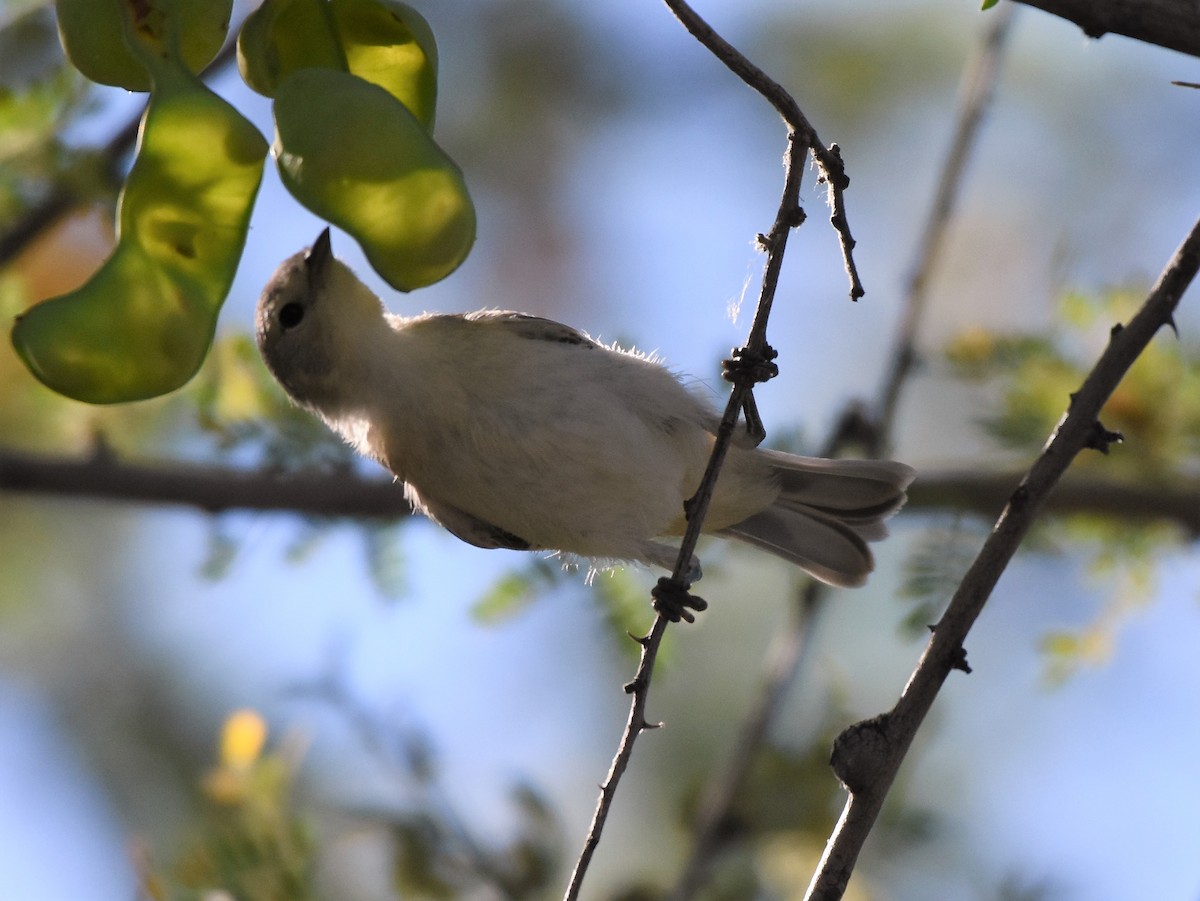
[55,0,233,92]
[273,68,474,291]
[236,0,346,98]
[12,60,267,403]
[329,0,437,129]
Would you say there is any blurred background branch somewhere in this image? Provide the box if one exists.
[3,446,1198,539]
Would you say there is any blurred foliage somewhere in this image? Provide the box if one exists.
[140,705,565,901]
[899,516,990,634]
[944,287,1199,679]
[946,287,1200,474]
[143,709,317,901]
[0,3,94,223]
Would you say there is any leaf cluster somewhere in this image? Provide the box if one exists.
[946,287,1200,478]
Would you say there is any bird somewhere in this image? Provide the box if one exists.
[255,229,914,588]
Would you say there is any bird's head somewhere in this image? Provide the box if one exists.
[256,228,383,412]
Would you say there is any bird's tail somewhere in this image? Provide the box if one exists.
[718,451,915,587]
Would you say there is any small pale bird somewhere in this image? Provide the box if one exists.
[256,230,914,587]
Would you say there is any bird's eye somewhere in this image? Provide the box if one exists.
[279,302,305,329]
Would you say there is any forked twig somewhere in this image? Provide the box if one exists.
[563,2,857,897]
[667,8,1018,898]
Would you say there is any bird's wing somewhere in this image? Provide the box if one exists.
[460,310,599,347]
[416,492,533,551]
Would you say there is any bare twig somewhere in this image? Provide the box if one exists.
[0,447,412,519]
[665,583,822,901]
[666,12,1018,898]
[805,215,1200,901]
[564,2,828,896]
[662,0,863,300]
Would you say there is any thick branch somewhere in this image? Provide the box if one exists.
[805,215,1200,901]
[4,449,1199,536]
[0,448,412,519]
[1012,0,1200,59]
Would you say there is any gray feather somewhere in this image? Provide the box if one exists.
[719,454,914,586]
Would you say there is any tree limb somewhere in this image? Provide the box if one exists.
[804,215,1200,901]
[4,449,1199,537]
[1011,0,1200,59]
[0,447,412,519]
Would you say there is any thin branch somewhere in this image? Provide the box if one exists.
[564,2,824,897]
[665,583,822,901]
[875,2,1018,448]
[562,615,669,899]
[0,447,413,519]
[666,12,1018,898]
[805,215,1200,901]
[662,0,862,300]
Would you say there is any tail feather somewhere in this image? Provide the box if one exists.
[720,454,915,586]
[718,505,874,588]
[762,450,914,513]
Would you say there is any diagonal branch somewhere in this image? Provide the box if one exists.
[564,1,835,897]
[805,214,1200,901]
[875,3,1018,447]
[666,9,1018,897]
[663,0,862,300]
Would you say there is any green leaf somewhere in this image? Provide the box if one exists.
[472,561,558,623]
[273,67,474,291]
[237,0,347,97]
[11,58,267,403]
[238,0,437,130]
[330,0,438,129]
[981,0,1000,9]
[55,0,234,92]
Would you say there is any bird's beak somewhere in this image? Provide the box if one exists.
[305,227,333,278]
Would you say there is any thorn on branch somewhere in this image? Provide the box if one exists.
[925,628,972,673]
[651,577,707,624]
[1084,421,1125,454]
[819,143,851,192]
[950,646,972,674]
